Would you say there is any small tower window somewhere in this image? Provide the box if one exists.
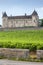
[3,19,5,22]
[34,20,35,22]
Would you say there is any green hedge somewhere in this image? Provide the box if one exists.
[0,30,43,50]
[0,42,43,50]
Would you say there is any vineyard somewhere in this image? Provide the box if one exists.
[0,30,43,51]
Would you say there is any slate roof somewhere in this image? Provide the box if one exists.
[32,10,38,16]
[2,10,38,19]
[8,15,32,19]
[2,12,7,17]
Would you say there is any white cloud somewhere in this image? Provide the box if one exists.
[35,7,43,19]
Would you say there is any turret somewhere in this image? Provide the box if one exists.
[32,10,39,26]
[2,12,8,28]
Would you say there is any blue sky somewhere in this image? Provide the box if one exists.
[0,0,43,24]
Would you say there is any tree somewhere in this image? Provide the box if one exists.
[41,19,43,26]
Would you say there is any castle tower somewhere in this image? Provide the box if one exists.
[32,10,39,26]
[2,12,8,28]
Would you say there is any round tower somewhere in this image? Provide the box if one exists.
[2,12,8,28]
[32,10,39,27]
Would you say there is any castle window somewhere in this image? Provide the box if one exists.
[11,20,13,23]
[26,21,27,23]
[11,24,13,27]
[3,19,5,22]
[34,20,35,22]
[36,18,37,20]
[16,21,18,24]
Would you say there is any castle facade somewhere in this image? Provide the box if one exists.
[2,10,39,28]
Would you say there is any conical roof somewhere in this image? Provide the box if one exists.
[32,10,38,16]
[2,12,7,17]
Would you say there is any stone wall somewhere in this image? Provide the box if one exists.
[0,27,43,31]
[2,17,38,28]
[0,48,29,59]
[0,48,43,59]
[37,50,43,59]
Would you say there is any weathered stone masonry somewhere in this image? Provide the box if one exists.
[0,48,29,58]
[0,48,43,59]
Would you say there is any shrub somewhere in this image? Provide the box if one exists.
[29,44,37,51]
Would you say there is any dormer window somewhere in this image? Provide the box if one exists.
[25,13,27,16]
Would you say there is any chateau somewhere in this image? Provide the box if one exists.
[2,10,39,28]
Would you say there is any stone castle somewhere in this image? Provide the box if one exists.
[2,10,39,28]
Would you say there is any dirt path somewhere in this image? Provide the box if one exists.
[0,59,43,65]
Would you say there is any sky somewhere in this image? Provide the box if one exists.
[0,0,43,24]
